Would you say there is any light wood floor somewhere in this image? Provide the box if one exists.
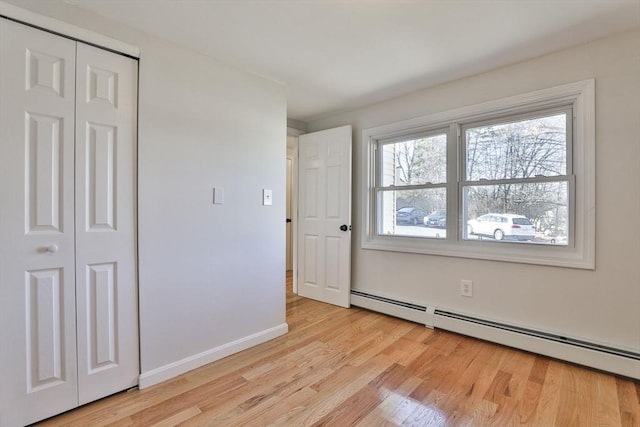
[37,273,639,426]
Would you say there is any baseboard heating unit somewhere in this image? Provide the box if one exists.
[350,290,434,326]
[351,290,640,379]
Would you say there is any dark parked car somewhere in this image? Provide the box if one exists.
[396,207,426,225]
[423,209,446,228]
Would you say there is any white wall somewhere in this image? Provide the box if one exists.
[136,38,287,378]
[308,30,640,354]
[6,0,288,384]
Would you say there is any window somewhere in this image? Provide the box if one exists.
[462,108,571,245]
[362,80,595,269]
[378,131,447,238]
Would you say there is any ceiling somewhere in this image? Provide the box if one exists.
[64,0,640,122]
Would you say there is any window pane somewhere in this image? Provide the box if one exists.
[463,182,568,245]
[381,133,447,186]
[466,113,567,181]
[379,188,446,238]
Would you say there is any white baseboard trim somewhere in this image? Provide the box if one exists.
[434,314,640,380]
[351,293,434,327]
[138,323,289,389]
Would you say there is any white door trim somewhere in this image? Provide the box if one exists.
[287,132,301,294]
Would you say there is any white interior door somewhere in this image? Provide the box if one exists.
[297,126,352,308]
[0,19,79,427]
[74,42,139,405]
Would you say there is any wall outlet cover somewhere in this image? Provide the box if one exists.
[461,280,473,297]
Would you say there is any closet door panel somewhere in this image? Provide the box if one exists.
[0,19,78,427]
[75,42,139,405]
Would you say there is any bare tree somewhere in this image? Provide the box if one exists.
[391,135,447,212]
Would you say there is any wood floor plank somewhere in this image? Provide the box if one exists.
[554,365,581,426]
[511,380,543,426]
[35,272,639,427]
[128,373,247,425]
[290,353,396,426]
[310,384,383,426]
[597,373,623,427]
[181,343,336,425]
[239,387,319,427]
[353,375,423,426]
[421,340,498,425]
[149,406,201,427]
[531,360,564,426]
[442,342,500,422]
[510,358,549,425]
[470,399,500,425]
[617,377,640,427]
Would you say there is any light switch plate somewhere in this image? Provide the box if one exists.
[263,189,273,206]
[213,187,224,204]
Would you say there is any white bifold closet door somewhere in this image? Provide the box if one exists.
[0,19,138,427]
[74,42,138,406]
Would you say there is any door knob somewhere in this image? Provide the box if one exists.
[45,244,58,253]
[339,224,349,232]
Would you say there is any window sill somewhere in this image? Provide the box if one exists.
[362,235,594,270]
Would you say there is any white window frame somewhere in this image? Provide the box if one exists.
[376,128,449,238]
[361,79,595,269]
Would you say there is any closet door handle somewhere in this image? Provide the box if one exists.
[44,244,58,254]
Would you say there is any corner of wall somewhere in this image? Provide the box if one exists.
[287,118,307,134]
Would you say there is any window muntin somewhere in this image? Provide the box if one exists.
[461,107,572,246]
[376,132,447,239]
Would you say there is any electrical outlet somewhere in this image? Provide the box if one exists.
[461,280,473,297]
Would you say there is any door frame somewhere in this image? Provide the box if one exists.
[286,127,304,294]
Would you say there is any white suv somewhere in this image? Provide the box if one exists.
[467,214,535,241]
